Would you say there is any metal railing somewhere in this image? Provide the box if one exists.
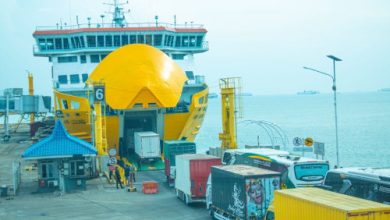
[36,22,205,31]
[33,41,209,54]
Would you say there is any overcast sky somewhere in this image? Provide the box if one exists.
[1,0,390,95]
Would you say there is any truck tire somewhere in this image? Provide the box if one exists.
[176,189,180,199]
[209,208,214,217]
[184,194,190,205]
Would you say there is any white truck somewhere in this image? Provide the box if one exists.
[134,132,161,161]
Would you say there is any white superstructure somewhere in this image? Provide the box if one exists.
[33,1,209,96]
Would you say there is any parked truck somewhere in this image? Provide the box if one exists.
[163,141,196,186]
[272,187,390,220]
[134,132,161,162]
[209,165,280,220]
[175,154,221,205]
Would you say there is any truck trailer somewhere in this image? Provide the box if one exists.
[210,165,280,220]
[163,141,196,186]
[175,154,221,205]
[273,187,390,220]
[134,131,161,161]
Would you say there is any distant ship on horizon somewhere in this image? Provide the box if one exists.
[379,88,390,92]
[240,92,253,96]
[297,90,320,95]
[208,93,218,98]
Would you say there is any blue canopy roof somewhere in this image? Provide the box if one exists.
[22,120,97,159]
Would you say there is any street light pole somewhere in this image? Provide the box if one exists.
[303,55,342,167]
[327,55,342,168]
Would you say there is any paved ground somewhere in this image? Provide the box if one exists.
[0,126,210,220]
[0,125,32,189]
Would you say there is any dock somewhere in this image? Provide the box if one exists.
[0,127,209,220]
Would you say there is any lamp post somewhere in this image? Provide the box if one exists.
[303,55,342,167]
[100,15,105,27]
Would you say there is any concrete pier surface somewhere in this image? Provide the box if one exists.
[0,126,209,220]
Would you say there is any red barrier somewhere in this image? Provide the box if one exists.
[142,181,158,194]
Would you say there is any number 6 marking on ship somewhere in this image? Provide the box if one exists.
[95,87,105,101]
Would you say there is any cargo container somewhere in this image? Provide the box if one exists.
[175,154,221,205]
[163,141,196,185]
[210,165,280,220]
[273,187,390,220]
[134,132,161,160]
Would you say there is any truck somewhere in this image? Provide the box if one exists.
[134,132,161,162]
[209,165,280,220]
[163,141,196,186]
[175,154,221,205]
[272,187,390,220]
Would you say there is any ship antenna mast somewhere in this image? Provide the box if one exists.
[104,0,129,27]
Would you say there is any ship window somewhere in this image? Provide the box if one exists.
[189,36,196,47]
[105,35,112,47]
[154,34,162,46]
[196,36,203,47]
[58,75,68,84]
[185,71,194,79]
[137,35,144,44]
[79,36,85,48]
[175,36,181,47]
[172,54,185,60]
[182,36,189,47]
[71,37,76,48]
[164,35,169,46]
[199,97,204,104]
[71,101,80,110]
[38,38,46,50]
[97,36,105,47]
[70,74,80,84]
[58,56,77,63]
[63,38,70,49]
[80,55,86,64]
[114,35,120,46]
[169,36,174,46]
[82,73,88,82]
[90,55,100,63]
[100,54,107,60]
[145,35,152,45]
[61,99,69,109]
[87,35,96,47]
[46,38,54,50]
[74,37,80,48]
[121,35,128,45]
[129,35,136,44]
[55,38,63,49]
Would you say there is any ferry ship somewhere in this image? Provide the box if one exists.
[297,90,320,95]
[32,1,209,169]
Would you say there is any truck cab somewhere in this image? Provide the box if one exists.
[206,173,212,210]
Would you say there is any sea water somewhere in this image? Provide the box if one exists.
[196,92,390,168]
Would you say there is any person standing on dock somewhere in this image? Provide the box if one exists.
[108,164,115,180]
[125,165,130,186]
[129,164,136,183]
[115,167,124,189]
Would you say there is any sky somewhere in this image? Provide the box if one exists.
[0,0,390,95]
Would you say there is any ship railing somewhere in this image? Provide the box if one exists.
[33,41,209,54]
[35,22,204,31]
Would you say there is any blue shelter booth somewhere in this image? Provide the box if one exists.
[22,121,97,193]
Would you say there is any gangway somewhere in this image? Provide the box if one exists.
[0,73,51,141]
[218,77,243,150]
